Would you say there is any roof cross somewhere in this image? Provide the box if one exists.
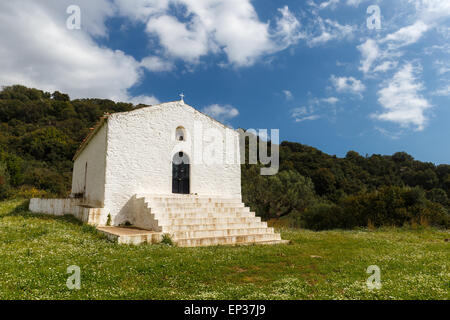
[179,92,185,102]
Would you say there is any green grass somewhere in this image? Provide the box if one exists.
[0,199,449,300]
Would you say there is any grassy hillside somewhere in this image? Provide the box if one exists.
[0,199,448,300]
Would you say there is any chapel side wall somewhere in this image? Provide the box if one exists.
[71,122,107,208]
[103,102,242,225]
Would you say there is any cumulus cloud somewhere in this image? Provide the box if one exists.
[358,20,430,75]
[358,39,380,74]
[128,95,161,106]
[117,1,302,67]
[145,14,210,63]
[330,75,366,95]
[0,0,158,103]
[0,0,304,104]
[411,0,450,23]
[202,104,239,122]
[373,63,431,131]
[140,56,174,72]
[357,1,450,76]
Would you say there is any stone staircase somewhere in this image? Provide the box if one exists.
[134,194,288,247]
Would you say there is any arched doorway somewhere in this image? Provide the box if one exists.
[172,152,190,194]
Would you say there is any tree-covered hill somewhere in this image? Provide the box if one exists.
[0,85,449,229]
[0,85,137,196]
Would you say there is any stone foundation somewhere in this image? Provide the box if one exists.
[29,198,104,225]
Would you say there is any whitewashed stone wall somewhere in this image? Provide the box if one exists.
[71,122,107,208]
[103,101,242,225]
[29,198,104,225]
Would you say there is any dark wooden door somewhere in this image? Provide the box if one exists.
[172,161,190,194]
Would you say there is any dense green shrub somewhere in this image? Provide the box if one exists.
[0,161,10,199]
[426,188,448,206]
[242,167,318,220]
[300,186,450,230]
[301,203,342,231]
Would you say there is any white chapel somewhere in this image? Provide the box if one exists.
[30,99,285,247]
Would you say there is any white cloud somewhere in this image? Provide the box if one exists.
[145,14,210,63]
[424,44,450,55]
[433,85,450,96]
[114,0,170,22]
[140,56,174,72]
[434,60,450,75]
[330,75,366,95]
[0,0,158,103]
[291,96,340,122]
[373,63,431,131]
[202,104,239,122]
[346,0,368,6]
[272,6,305,50]
[308,0,340,10]
[358,39,380,74]
[373,61,398,73]
[282,90,293,100]
[118,1,302,67]
[309,0,369,9]
[375,126,402,140]
[307,17,355,47]
[411,0,450,23]
[291,106,320,122]
[0,0,304,104]
[358,20,430,75]
[295,115,320,122]
[322,97,339,104]
[128,95,161,106]
[380,21,430,49]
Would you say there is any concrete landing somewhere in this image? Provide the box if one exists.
[97,226,163,245]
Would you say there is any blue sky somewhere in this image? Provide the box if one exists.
[0,0,449,163]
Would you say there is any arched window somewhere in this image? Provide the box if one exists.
[175,126,186,141]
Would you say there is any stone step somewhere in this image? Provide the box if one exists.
[155,211,255,219]
[175,233,282,247]
[161,221,268,232]
[141,197,242,204]
[125,194,287,247]
[170,227,274,239]
[151,206,250,214]
[157,216,261,226]
[97,227,163,245]
[148,202,245,209]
